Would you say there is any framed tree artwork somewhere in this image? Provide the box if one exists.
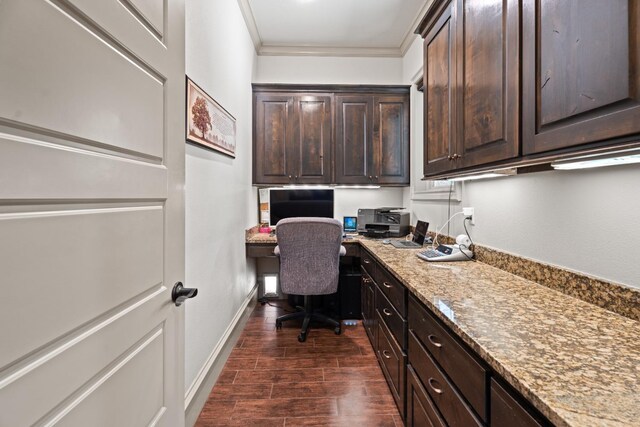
[186,77,236,157]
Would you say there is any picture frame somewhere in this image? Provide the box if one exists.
[186,76,236,157]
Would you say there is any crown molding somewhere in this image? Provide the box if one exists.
[237,0,262,52]
[400,0,433,55]
[258,45,402,58]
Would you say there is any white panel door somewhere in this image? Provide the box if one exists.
[0,0,186,426]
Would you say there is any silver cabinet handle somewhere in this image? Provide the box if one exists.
[383,281,392,289]
[428,334,442,348]
[382,308,393,317]
[382,350,392,359]
[428,378,443,394]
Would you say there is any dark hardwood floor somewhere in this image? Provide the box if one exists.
[196,301,402,426]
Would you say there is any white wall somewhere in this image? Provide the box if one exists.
[257,55,403,84]
[185,0,258,395]
[401,37,640,289]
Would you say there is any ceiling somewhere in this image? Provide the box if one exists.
[238,0,431,57]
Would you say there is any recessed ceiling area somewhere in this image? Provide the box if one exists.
[238,0,431,57]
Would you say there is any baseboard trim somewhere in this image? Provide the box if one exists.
[184,284,258,426]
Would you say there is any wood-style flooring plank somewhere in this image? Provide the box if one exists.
[233,398,338,418]
[270,381,368,399]
[208,383,273,400]
[337,395,399,415]
[233,368,324,384]
[323,366,386,382]
[255,356,339,370]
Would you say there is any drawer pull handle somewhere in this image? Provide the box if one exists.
[382,281,393,289]
[428,334,442,348]
[382,350,392,359]
[382,308,393,316]
[363,259,371,264]
[363,277,373,284]
[428,378,443,394]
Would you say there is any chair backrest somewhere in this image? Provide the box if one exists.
[276,217,343,296]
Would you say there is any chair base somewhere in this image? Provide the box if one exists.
[275,296,341,342]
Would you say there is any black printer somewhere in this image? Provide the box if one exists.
[357,207,410,238]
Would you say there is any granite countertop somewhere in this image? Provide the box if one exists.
[357,239,639,427]
[245,230,640,426]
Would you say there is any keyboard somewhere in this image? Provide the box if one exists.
[419,249,445,259]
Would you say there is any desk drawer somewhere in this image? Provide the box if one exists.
[377,312,406,417]
[407,365,446,427]
[376,285,407,349]
[344,243,360,257]
[245,244,276,257]
[491,379,545,427]
[408,296,487,421]
[361,249,377,278]
[408,331,482,427]
[377,267,406,317]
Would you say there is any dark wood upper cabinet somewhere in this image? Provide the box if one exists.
[253,85,410,186]
[253,93,296,185]
[423,3,456,176]
[253,92,332,185]
[456,0,519,168]
[374,95,410,185]
[335,95,374,184]
[335,94,410,185]
[522,0,640,155]
[421,0,519,177]
[294,95,333,184]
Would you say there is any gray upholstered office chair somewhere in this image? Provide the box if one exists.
[273,217,346,342]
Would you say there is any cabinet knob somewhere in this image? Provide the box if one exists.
[288,175,292,179]
[368,175,373,180]
[295,175,298,179]
[453,154,462,160]
[375,175,378,179]
[447,155,453,161]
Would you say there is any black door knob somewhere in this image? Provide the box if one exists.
[172,282,198,306]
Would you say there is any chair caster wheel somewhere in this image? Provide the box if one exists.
[298,333,307,342]
[334,326,341,335]
[275,320,282,329]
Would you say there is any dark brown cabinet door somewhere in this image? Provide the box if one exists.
[424,3,457,176]
[523,0,640,154]
[335,95,375,184]
[294,95,332,184]
[457,0,519,167]
[374,95,410,185]
[253,94,295,184]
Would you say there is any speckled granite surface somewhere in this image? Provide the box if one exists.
[246,230,640,426]
[357,239,640,427]
[473,245,640,321]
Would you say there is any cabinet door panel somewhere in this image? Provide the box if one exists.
[336,95,374,184]
[375,95,410,185]
[254,94,295,184]
[296,95,332,184]
[424,4,456,176]
[523,0,640,154]
[458,0,519,167]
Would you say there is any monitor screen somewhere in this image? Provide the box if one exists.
[343,216,357,232]
[413,220,429,245]
[269,189,334,226]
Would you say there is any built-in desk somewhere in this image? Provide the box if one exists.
[245,231,361,258]
[245,228,640,427]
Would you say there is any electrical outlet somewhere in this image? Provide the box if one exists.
[463,207,475,225]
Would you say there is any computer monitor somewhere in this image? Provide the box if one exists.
[413,220,429,245]
[269,188,334,227]
[343,216,357,233]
